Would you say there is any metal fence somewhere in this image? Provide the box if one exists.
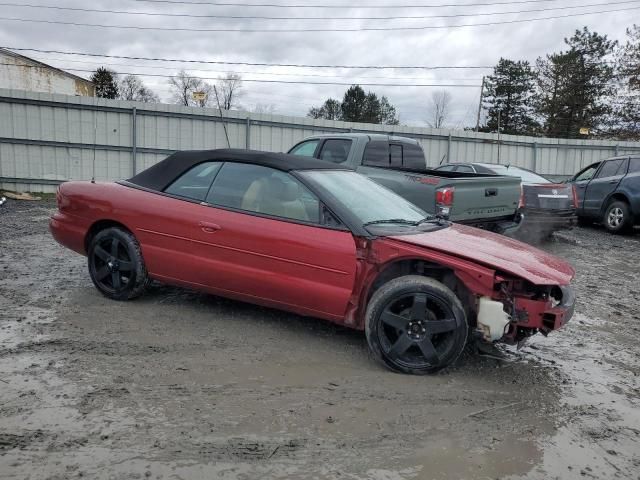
[1,88,639,193]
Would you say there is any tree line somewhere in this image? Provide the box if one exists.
[90,68,244,110]
[88,24,639,140]
[480,25,639,140]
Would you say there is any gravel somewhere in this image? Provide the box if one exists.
[0,198,639,479]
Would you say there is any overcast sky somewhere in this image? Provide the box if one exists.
[0,0,634,127]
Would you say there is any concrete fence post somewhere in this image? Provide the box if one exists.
[447,133,452,163]
[132,107,137,176]
[532,142,538,172]
[615,144,620,156]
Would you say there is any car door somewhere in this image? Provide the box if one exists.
[133,161,223,284]
[583,158,629,217]
[188,162,358,320]
[570,163,600,214]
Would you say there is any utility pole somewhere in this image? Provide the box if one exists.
[497,110,501,164]
[475,76,485,132]
[212,84,231,148]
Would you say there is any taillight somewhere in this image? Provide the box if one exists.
[435,186,454,217]
[571,184,579,208]
[436,186,454,206]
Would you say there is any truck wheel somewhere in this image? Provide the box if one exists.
[603,201,631,234]
[88,227,149,300]
[365,276,468,375]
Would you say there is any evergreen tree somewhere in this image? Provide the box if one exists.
[614,25,640,139]
[308,98,342,120]
[91,67,119,99]
[534,27,617,138]
[482,58,538,135]
[308,85,399,125]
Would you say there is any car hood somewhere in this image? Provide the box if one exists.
[390,223,575,285]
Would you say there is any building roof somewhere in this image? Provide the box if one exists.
[127,149,351,192]
[0,48,94,85]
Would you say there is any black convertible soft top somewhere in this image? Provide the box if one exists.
[127,148,349,192]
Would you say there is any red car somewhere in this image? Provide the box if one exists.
[50,149,576,374]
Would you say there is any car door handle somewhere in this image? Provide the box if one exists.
[485,188,498,197]
[608,180,618,184]
[198,221,221,233]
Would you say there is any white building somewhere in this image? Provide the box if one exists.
[0,48,94,96]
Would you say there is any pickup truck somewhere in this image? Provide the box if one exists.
[568,155,640,233]
[288,133,521,232]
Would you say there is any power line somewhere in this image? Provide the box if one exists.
[2,61,630,88]
[120,0,570,8]
[2,46,620,72]
[0,6,637,32]
[0,47,496,70]
[25,55,484,82]
[0,62,483,87]
[1,0,636,20]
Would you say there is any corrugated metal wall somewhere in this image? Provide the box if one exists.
[1,88,639,193]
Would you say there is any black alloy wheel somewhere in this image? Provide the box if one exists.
[366,276,467,375]
[88,227,149,300]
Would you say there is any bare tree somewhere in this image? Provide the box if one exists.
[426,90,452,129]
[119,75,160,103]
[169,70,206,106]
[214,73,243,110]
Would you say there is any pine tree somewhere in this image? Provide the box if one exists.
[91,67,119,99]
[614,25,640,139]
[482,58,538,135]
[534,27,617,138]
[308,85,399,125]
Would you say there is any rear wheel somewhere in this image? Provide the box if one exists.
[88,227,149,300]
[365,276,468,375]
[603,201,631,234]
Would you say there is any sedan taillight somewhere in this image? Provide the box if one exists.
[571,184,579,208]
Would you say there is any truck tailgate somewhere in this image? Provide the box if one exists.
[442,176,521,222]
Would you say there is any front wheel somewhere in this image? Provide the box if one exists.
[88,227,149,300]
[603,201,631,234]
[365,276,468,375]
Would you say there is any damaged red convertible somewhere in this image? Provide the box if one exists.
[50,149,575,374]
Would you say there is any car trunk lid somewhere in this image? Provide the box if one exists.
[522,183,575,210]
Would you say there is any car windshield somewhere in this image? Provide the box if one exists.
[486,165,551,184]
[299,170,428,226]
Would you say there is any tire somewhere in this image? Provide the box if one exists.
[603,201,631,234]
[87,227,149,300]
[365,275,468,375]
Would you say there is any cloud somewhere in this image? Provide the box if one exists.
[0,0,632,126]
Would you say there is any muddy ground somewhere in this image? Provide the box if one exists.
[0,199,639,480]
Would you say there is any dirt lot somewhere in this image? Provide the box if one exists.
[1,199,639,480]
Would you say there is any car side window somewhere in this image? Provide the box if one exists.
[289,140,319,157]
[164,162,222,201]
[435,165,456,172]
[629,157,640,173]
[390,144,403,168]
[574,164,599,182]
[595,159,625,179]
[402,143,426,169]
[456,165,474,173]
[363,140,390,167]
[318,139,352,164]
[207,163,321,224]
